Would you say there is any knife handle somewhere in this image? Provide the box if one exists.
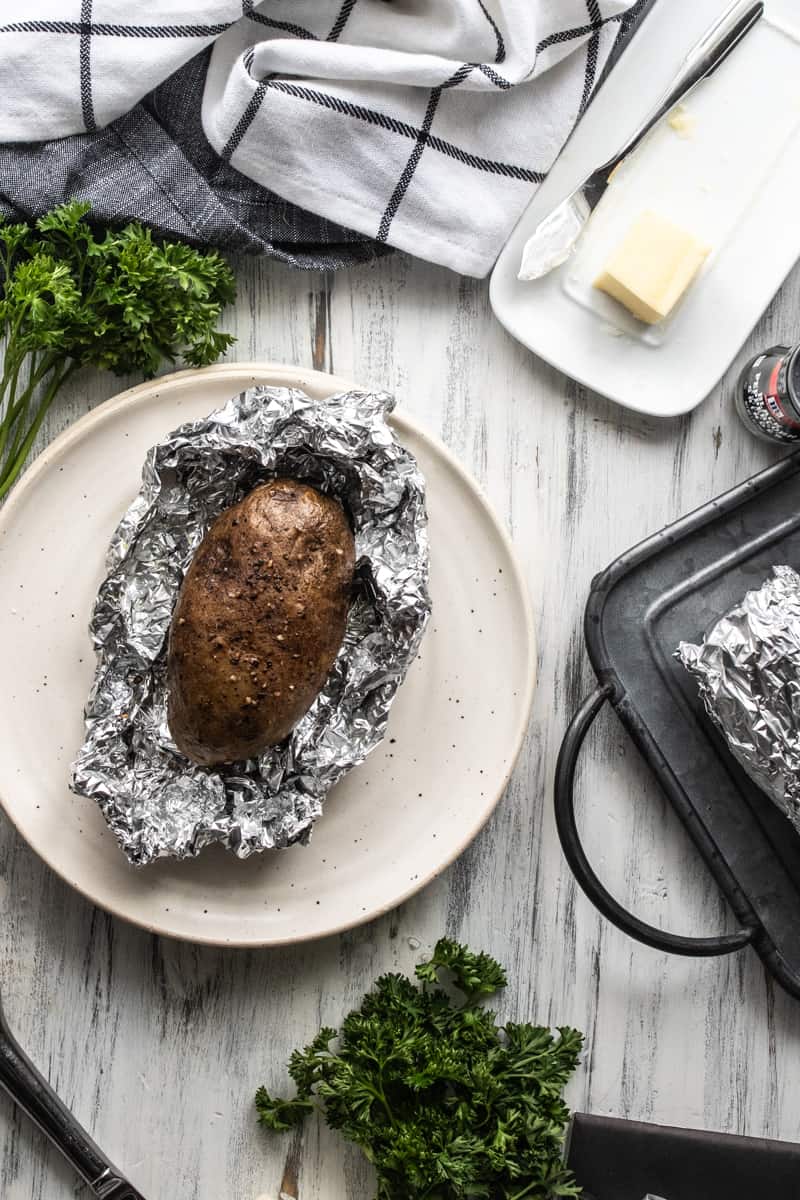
[0,1004,146,1198]
[596,0,763,178]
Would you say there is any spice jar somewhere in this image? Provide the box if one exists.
[735,343,800,443]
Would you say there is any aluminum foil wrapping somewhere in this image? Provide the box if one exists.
[676,565,800,833]
[71,386,431,865]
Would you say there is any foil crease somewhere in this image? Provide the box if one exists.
[676,565,800,833]
[71,386,431,865]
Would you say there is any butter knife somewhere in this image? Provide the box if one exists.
[518,0,764,281]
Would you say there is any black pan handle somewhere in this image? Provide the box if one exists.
[555,685,757,957]
[0,1003,146,1198]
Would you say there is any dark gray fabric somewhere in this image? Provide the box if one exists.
[0,48,389,269]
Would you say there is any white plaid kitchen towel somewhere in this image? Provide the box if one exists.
[0,0,647,276]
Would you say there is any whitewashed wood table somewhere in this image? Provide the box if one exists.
[2,250,800,1200]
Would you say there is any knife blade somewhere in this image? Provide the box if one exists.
[518,0,764,282]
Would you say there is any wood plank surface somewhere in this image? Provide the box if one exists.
[2,250,800,1200]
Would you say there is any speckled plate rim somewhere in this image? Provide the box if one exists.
[0,363,536,946]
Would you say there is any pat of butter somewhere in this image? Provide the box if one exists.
[593,211,710,325]
[667,103,696,138]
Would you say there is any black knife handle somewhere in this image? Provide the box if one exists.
[0,1004,145,1198]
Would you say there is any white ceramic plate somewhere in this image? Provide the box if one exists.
[490,0,800,418]
[0,364,535,947]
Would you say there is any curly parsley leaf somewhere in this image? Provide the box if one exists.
[0,201,236,499]
[415,936,508,1000]
[256,940,583,1200]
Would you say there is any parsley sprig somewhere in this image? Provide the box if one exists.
[0,201,236,499]
[257,939,583,1200]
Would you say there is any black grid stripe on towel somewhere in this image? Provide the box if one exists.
[0,18,235,35]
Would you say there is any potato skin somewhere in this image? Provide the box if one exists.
[167,479,355,765]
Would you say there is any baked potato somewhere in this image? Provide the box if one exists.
[167,478,355,765]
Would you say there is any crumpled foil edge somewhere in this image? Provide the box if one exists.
[676,564,800,833]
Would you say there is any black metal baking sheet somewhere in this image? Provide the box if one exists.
[583,452,800,997]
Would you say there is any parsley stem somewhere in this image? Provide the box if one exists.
[0,361,77,500]
[0,374,33,467]
[369,1081,395,1128]
[508,1182,542,1200]
[0,352,56,469]
[0,366,42,478]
